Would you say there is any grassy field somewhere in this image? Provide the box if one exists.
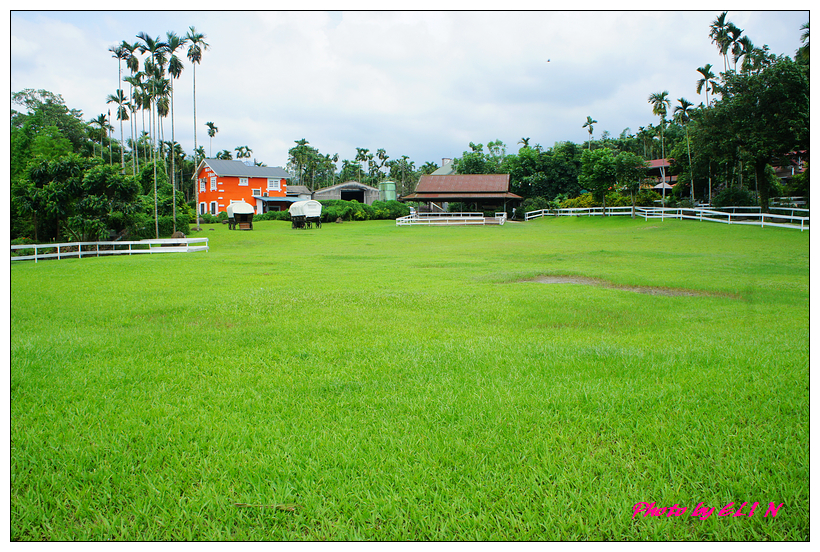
[10,216,809,540]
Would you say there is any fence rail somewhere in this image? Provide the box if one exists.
[11,238,209,263]
[397,212,507,226]
[525,205,808,231]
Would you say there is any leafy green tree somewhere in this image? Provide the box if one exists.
[699,57,809,211]
[13,155,140,241]
[579,147,617,213]
[614,151,648,217]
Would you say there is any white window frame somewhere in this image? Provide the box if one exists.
[199,179,206,193]
[267,178,281,191]
[239,177,249,186]
[210,176,217,191]
[210,201,217,215]
[199,202,206,215]
[252,188,261,197]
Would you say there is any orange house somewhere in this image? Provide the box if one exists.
[193,159,294,216]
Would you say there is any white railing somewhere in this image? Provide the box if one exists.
[526,206,634,220]
[11,238,209,263]
[525,205,808,231]
[638,207,809,231]
[396,212,510,226]
[771,196,806,207]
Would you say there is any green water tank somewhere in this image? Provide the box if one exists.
[379,181,397,201]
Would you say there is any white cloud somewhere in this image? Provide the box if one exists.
[10,10,809,170]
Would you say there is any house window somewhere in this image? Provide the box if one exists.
[267,178,281,191]
[252,188,261,197]
[210,201,217,215]
[239,177,249,186]
[210,176,217,191]
[199,179,205,193]
[199,202,206,215]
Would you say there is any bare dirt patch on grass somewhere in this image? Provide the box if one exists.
[523,275,718,297]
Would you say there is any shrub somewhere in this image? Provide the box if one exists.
[559,193,600,209]
[254,209,290,222]
[521,196,552,214]
[712,187,757,208]
[604,192,631,207]
[11,237,34,257]
[371,200,410,219]
[634,189,662,206]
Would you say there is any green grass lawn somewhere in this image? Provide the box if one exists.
[10,217,809,540]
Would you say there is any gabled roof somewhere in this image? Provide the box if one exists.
[431,159,456,176]
[195,159,292,179]
[286,185,311,196]
[314,181,380,193]
[646,158,673,169]
[415,174,511,193]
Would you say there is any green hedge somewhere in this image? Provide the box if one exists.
[253,200,410,223]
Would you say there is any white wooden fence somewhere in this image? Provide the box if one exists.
[397,212,507,226]
[11,237,209,263]
[525,205,808,231]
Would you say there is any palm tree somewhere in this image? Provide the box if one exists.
[136,32,169,238]
[235,145,252,159]
[123,72,146,173]
[206,122,218,157]
[674,98,695,201]
[727,23,744,71]
[216,150,233,160]
[106,89,129,171]
[733,35,755,73]
[582,116,597,150]
[648,91,670,198]
[89,113,111,159]
[195,146,206,164]
[166,31,187,233]
[185,26,209,231]
[709,11,731,72]
[796,21,809,64]
[122,41,141,175]
[518,137,531,149]
[696,64,716,107]
[109,44,130,171]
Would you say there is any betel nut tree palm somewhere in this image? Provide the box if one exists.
[165,31,187,233]
[582,116,597,150]
[648,91,670,200]
[696,64,716,107]
[673,97,695,200]
[185,26,209,230]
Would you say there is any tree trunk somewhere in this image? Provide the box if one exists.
[755,160,770,213]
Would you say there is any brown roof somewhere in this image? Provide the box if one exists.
[416,174,512,193]
[403,192,522,201]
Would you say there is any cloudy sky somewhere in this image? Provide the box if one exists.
[10,7,809,171]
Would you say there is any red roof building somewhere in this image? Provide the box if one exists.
[402,174,522,210]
